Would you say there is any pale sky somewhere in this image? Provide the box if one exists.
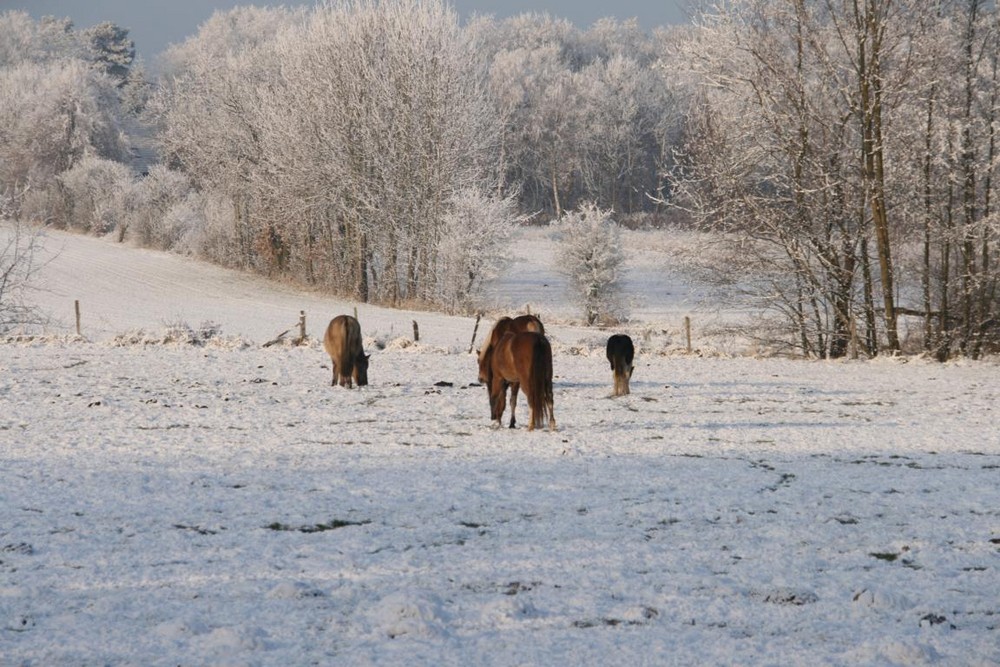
[1,0,690,62]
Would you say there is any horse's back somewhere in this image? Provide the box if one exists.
[487,314,544,349]
[606,334,634,367]
[324,315,367,386]
[495,330,550,380]
[606,334,634,397]
[479,314,544,382]
[324,315,350,356]
[511,314,544,336]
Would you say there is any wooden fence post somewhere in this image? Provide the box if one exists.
[412,320,419,342]
[684,316,692,353]
[469,313,482,354]
[75,300,81,336]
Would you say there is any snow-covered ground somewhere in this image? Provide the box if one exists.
[24,224,744,355]
[2,225,999,665]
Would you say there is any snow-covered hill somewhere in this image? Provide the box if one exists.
[2,226,999,665]
[24,224,743,354]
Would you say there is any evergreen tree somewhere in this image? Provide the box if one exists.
[85,21,134,85]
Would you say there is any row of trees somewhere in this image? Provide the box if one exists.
[667,0,1000,358]
[468,14,681,217]
[148,3,674,311]
[0,11,146,227]
[4,2,1000,355]
[152,2,514,309]
[1,4,658,320]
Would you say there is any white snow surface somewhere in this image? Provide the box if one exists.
[2,225,999,666]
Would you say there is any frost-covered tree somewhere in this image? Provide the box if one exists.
[158,6,300,77]
[434,188,520,313]
[153,0,511,308]
[57,155,134,235]
[667,0,1000,358]
[576,53,655,213]
[471,13,675,219]
[0,12,85,66]
[484,42,576,213]
[0,12,137,228]
[557,202,627,325]
[120,165,193,247]
[665,0,907,356]
[0,216,46,333]
[0,57,127,222]
[85,21,134,85]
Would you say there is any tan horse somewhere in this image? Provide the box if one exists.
[323,315,369,388]
[484,331,555,431]
[606,333,634,396]
[477,314,544,383]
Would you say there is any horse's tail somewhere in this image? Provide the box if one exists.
[611,353,626,395]
[345,318,363,376]
[529,335,554,430]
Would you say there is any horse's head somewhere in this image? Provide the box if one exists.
[477,347,490,384]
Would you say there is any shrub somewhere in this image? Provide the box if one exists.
[556,202,627,325]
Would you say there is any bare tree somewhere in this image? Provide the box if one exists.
[0,199,47,333]
[665,0,969,357]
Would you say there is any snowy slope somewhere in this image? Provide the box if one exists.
[2,226,999,666]
[26,225,743,354]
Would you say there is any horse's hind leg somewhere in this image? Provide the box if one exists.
[490,379,508,428]
[508,383,519,428]
[331,362,337,387]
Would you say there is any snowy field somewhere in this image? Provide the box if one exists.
[22,224,742,354]
[2,225,1000,665]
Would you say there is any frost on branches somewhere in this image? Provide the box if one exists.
[435,189,519,314]
[556,202,627,325]
[0,215,46,334]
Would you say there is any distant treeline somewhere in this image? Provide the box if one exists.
[2,1,1000,358]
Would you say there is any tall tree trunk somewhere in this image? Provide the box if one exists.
[973,37,998,358]
[855,0,900,352]
[861,236,878,356]
[551,159,563,219]
[938,134,956,361]
[922,84,936,353]
[959,0,982,355]
[358,230,369,303]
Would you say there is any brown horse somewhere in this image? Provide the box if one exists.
[477,314,544,383]
[323,315,369,388]
[485,331,555,431]
[606,333,634,396]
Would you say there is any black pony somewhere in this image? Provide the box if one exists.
[606,334,634,396]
